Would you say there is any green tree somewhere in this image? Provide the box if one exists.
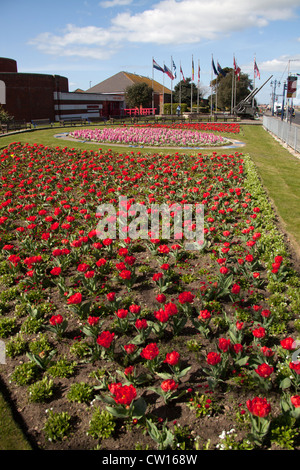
[124,83,153,108]
[0,105,13,123]
[210,68,253,111]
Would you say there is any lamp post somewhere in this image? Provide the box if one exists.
[281,82,287,121]
[270,79,280,116]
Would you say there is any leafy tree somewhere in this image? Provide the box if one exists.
[210,68,253,111]
[173,78,202,106]
[124,83,153,108]
[0,105,13,123]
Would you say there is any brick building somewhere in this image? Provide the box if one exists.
[87,71,171,114]
[0,57,69,121]
[0,58,124,122]
[0,58,170,122]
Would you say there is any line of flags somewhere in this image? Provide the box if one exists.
[153,55,260,83]
[153,57,201,83]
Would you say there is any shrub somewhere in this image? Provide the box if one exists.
[43,410,72,442]
[0,317,17,338]
[5,333,27,358]
[87,408,116,439]
[28,377,55,403]
[67,382,94,404]
[11,362,40,385]
[47,357,77,378]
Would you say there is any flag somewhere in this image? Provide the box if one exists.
[233,56,241,80]
[192,56,194,81]
[153,59,164,73]
[198,63,200,82]
[212,57,219,76]
[254,59,260,79]
[180,65,186,82]
[172,59,177,79]
[164,64,174,80]
[217,62,226,77]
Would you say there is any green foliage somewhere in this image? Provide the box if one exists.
[124,82,153,108]
[211,69,253,111]
[187,391,220,417]
[173,78,202,107]
[67,382,94,404]
[28,333,53,355]
[47,356,77,378]
[43,410,72,442]
[0,301,9,316]
[0,274,15,288]
[27,349,56,370]
[0,105,13,123]
[69,340,91,359]
[20,316,44,334]
[28,377,55,403]
[173,423,195,450]
[0,286,19,302]
[0,317,17,338]
[146,418,175,450]
[270,417,300,450]
[87,407,116,439]
[5,334,27,358]
[11,362,40,386]
[163,103,188,115]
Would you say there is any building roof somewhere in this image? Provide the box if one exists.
[86,71,171,95]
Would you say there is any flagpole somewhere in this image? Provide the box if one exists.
[210,54,213,118]
[179,61,182,108]
[163,62,165,115]
[231,55,235,115]
[152,57,154,110]
[215,75,218,114]
[253,53,256,109]
[170,56,173,115]
[197,59,200,113]
[191,55,193,114]
[234,73,237,109]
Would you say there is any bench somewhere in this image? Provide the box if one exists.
[31,118,53,128]
[59,118,88,127]
[0,123,8,134]
[3,120,31,132]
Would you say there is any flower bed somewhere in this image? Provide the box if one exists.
[0,142,299,451]
[69,127,228,147]
[133,122,241,134]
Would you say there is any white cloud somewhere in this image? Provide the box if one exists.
[28,0,300,58]
[241,55,300,76]
[100,0,133,7]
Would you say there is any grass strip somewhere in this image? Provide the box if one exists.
[0,378,32,450]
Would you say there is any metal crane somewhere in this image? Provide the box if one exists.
[233,75,273,119]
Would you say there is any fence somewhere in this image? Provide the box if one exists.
[263,115,300,154]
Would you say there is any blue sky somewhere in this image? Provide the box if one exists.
[1,0,300,105]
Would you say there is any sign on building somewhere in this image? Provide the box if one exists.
[287,76,298,98]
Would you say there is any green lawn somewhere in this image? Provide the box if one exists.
[239,125,300,254]
[0,376,32,450]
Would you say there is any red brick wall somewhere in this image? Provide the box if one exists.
[0,58,17,73]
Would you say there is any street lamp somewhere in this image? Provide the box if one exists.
[281,82,287,121]
[270,79,281,116]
